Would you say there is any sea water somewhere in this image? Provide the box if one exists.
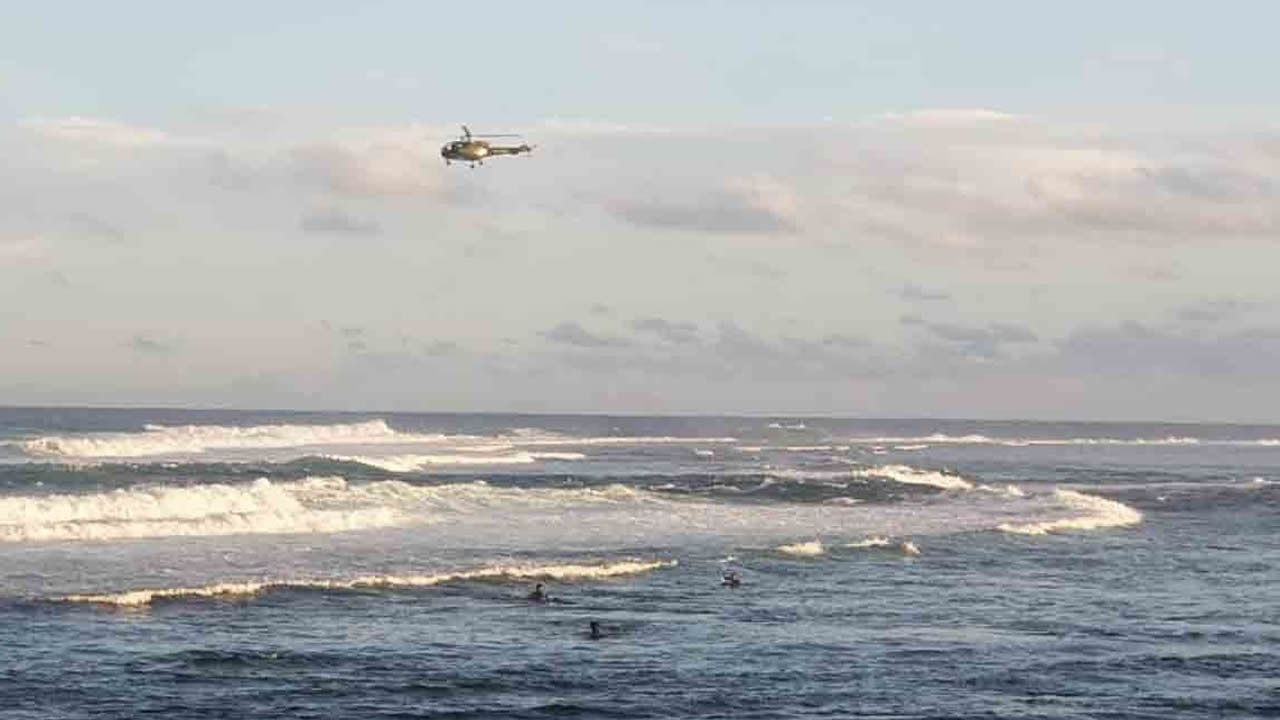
[1,409,1277,718]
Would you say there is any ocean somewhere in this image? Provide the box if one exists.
[1,408,1277,718]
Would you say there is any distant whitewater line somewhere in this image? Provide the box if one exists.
[327,451,586,472]
[510,434,739,447]
[16,419,739,460]
[847,433,1280,448]
[58,559,678,607]
[19,419,453,459]
[998,489,1142,535]
[734,445,851,453]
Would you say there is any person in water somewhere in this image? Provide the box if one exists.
[527,583,547,602]
[589,621,603,640]
[722,571,741,588]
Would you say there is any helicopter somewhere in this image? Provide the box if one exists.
[440,125,533,167]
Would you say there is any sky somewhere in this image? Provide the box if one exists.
[3,1,1280,421]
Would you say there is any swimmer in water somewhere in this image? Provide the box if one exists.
[589,620,603,640]
[527,583,547,602]
[722,571,741,588]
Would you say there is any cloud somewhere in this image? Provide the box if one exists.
[423,340,461,356]
[536,117,670,136]
[300,208,381,237]
[630,316,700,344]
[820,332,870,348]
[1172,298,1261,326]
[20,116,177,148]
[129,335,177,355]
[289,136,448,198]
[911,321,1039,359]
[897,283,951,302]
[877,108,1023,127]
[288,126,463,198]
[66,212,126,243]
[610,175,800,234]
[0,236,47,263]
[204,150,259,190]
[1049,321,1280,380]
[541,321,631,348]
[706,253,787,280]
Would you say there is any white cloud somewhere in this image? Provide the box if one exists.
[19,116,179,148]
[0,235,47,262]
[877,107,1023,127]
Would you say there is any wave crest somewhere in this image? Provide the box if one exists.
[852,465,974,491]
[57,559,678,607]
[998,489,1143,535]
[0,477,669,543]
[0,476,406,542]
[777,539,825,556]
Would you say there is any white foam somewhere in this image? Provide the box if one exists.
[847,433,1280,448]
[768,469,852,482]
[17,419,737,462]
[58,558,678,607]
[844,536,920,555]
[823,497,862,505]
[777,539,825,556]
[978,483,1026,497]
[0,476,408,542]
[20,420,448,459]
[510,434,737,446]
[851,465,974,491]
[998,489,1143,535]
[531,452,589,461]
[694,449,715,457]
[845,536,892,548]
[328,451,585,472]
[0,476,670,543]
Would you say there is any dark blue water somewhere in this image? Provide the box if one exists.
[2,408,1277,718]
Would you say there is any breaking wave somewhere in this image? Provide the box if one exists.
[0,477,663,543]
[851,465,974,491]
[998,489,1143,535]
[57,559,678,607]
[0,476,406,542]
[845,536,921,555]
[777,540,825,556]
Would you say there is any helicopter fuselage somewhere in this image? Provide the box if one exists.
[440,140,531,165]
